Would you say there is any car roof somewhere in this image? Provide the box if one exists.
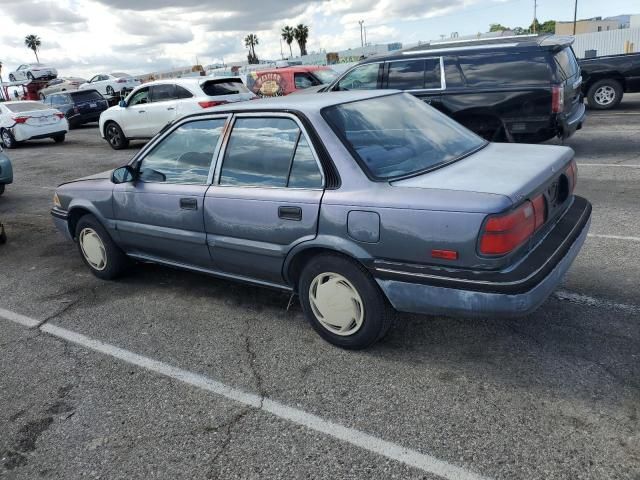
[208,90,400,114]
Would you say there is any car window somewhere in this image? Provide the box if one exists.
[71,90,104,102]
[48,79,62,86]
[443,57,464,87]
[458,52,550,86]
[89,76,98,83]
[150,84,176,102]
[175,85,193,99]
[294,73,319,89]
[554,47,579,80]
[128,87,150,106]
[138,118,226,184]
[201,79,250,96]
[288,136,322,188]
[220,117,311,188]
[335,63,380,90]
[387,59,441,90]
[4,102,47,112]
[322,93,486,180]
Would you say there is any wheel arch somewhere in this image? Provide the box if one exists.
[66,201,112,240]
[585,73,626,92]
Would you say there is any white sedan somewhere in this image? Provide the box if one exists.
[8,63,58,82]
[99,77,256,149]
[79,73,140,98]
[0,101,69,148]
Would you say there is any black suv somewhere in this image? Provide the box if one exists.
[44,90,110,128]
[326,35,586,143]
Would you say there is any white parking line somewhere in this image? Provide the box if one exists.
[588,233,640,242]
[0,309,490,480]
[577,163,640,168]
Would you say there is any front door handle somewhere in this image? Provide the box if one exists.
[138,110,146,113]
[180,198,198,210]
[278,206,302,221]
[167,107,175,111]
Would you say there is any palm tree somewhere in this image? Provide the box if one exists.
[293,24,309,57]
[281,26,294,58]
[24,34,41,63]
[244,34,259,64]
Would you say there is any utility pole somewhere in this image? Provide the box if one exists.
[358,20,364,47]
[280,37,284,59]
[573,0,578,35]
[364,26,367,46]
[532,0,537,34]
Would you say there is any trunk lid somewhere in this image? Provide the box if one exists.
[17,108,62,126]
[392,143,574,204]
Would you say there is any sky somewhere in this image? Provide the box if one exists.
[0,0,636,79]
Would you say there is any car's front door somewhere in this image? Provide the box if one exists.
[205,114,325,285]
[119,87,150,138]
[113,116,228,266]
[144,84,179,136]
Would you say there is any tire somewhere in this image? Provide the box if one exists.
[106,86,115,96]
[0,184,5,196]
[75,214,130,280]
[104,122,129,150]
[1,129,16,149]
[52,134,65,143]
[587,79,623,110]
[9,74,15,82]
[27,72,34,81]
[0,224,6,245]
[298,253,394,349]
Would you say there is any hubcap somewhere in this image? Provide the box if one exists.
[309,272,364,336]
[1,131,11,147]
[79,228,107,271]
[107,126,120,146]
[594,86,616,106]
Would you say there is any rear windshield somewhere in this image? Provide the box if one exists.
[70,90,104,102]
[312,69,339,84]
[322,93,486,180]
[4,102,47,113]
[554,47,579,80]
[201,79,250,96]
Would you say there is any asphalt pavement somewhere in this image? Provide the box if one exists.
[0,95,639,480]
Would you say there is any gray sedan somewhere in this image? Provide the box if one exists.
[51,91,592,349]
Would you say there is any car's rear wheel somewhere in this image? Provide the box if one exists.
[0,184,5,196]
[52,134,65,143]
[27,72,34,81]
[587,79,623,110]
[298,254,394,349]
[75,214,129,280]
[104,122,129,150]
[1,129,16,149]
[106,86,115,96]
[9,74,15,82]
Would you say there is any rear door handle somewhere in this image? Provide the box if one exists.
[278,206,302,221]
[180,198,198,210]
[138,110,146,113]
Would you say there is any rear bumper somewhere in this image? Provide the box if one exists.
[11,123,68,142]
[374,196,592,317]
[558,102,586,139]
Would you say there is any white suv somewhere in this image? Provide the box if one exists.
[99,77,256,150]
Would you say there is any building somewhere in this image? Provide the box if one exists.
[631,15,640,29]
[555,17,621,35]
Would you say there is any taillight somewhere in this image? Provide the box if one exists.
[565,160,577,192]
[552,84,564,113]
[479,196,547,256]
[117,78,126,83]
[14,116,28,124]
[198,100,228,109]
[55,112,65,119]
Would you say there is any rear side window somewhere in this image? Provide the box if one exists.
[458,53,550,86]
[220,117,322,188]
[71,90,103,102]
[150,84,175,102]
[139,119,226,184]
[387,58,442,90]
[554,47,579,80]
[201,79,250,96]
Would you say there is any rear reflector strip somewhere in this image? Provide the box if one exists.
[431,249,458,260]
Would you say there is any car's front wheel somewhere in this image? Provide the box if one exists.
[1,129,16,149]
[106,86,115,96]
[9,74,15,82]
[75,214,130,280]
[104,122,129,150]
[587,79,623,110]
[299,254,394,349]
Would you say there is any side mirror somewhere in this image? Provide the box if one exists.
[118,99,127,108]
[111,165,135,184]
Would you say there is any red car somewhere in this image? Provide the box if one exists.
[246,66,337,97]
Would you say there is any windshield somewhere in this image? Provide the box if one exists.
[322,93,486,180]
[5,102,47,113]
[313,69,338,84]
[71,90,104,102]
[554,47,579,80]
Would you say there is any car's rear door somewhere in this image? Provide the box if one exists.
[383,57,444,108]
[204,113,325,285]
[145,84,180,136]
[113,116,228,266]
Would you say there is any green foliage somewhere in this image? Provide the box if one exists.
[24,34,41,62]
[281,26,295,58]
[293,24,309,56]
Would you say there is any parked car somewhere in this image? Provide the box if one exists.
[44,90,109,128]
[0,145,13,195]
[323,35,586,143]
[39,77,87,99]
[79,73,141,98]
[8,63,58,82]
[0,101,69,148]
[246,66,338,97]
[51,91,591,349]
[98,77,256,150]
[579,52,640,110]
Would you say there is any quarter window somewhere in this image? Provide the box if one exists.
[335,63,380,90]
[175,85,193,99]
[220,117,322,188]
[138,118,226,184]
[458,53,550,86]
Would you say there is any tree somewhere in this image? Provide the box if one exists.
[244,34,259,64]
[24,34,41,63]
[538,20,556,34]
[489,23,510,32]
[293,24,309,57]
[281,26,295,58]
